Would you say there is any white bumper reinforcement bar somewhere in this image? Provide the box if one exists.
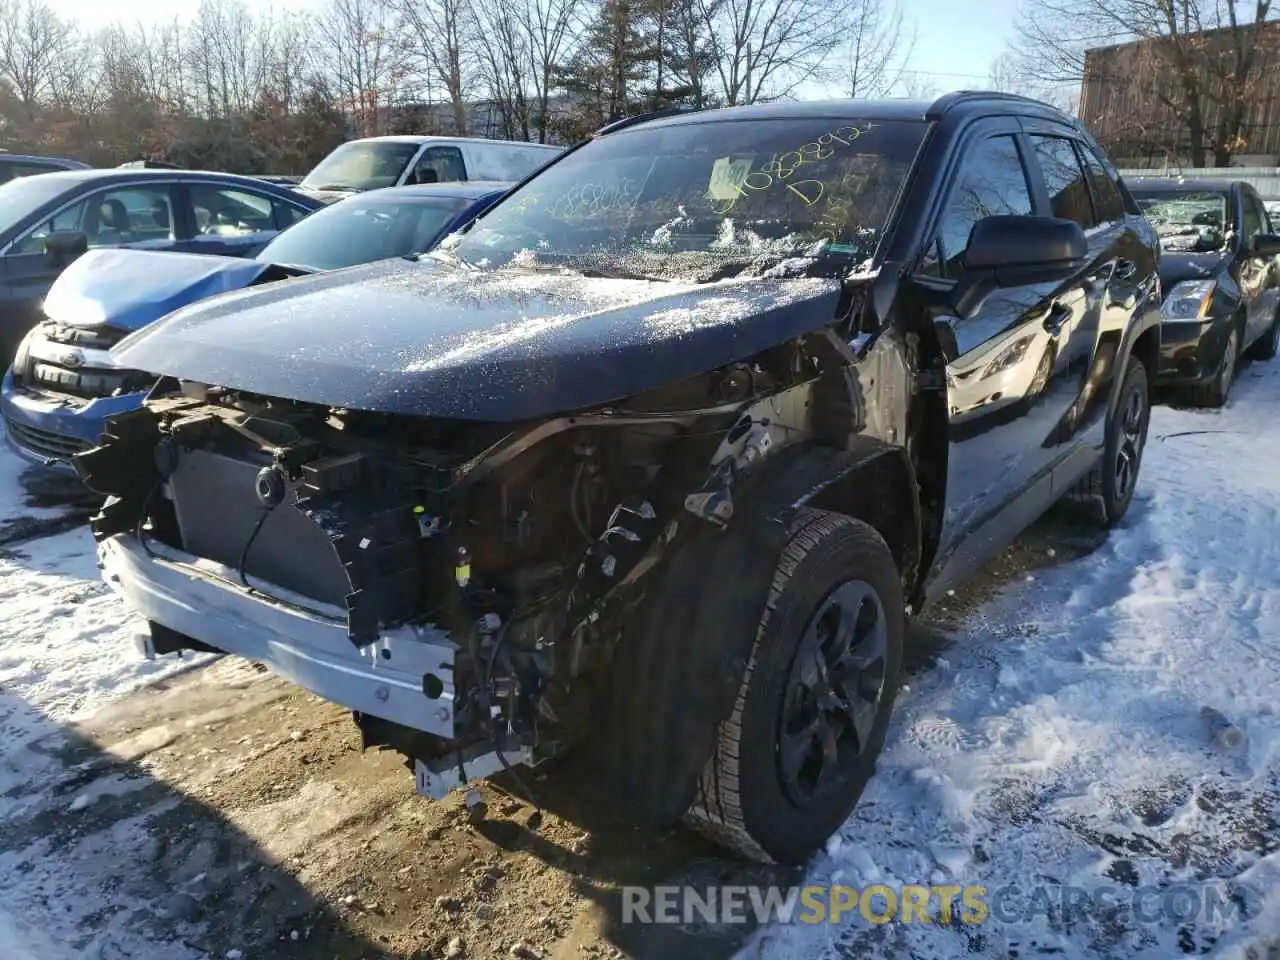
[99,534,458,740]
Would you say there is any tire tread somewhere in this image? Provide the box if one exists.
[683,508,885,863]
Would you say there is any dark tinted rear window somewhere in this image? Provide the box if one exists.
[1079,145,1126,223]
[1030,135,1094,228]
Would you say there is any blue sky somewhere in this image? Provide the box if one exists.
[900,0,1023,89]
[53,0,1023,96]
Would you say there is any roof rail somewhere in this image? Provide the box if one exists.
[595,107,696,137]
[926,89,1067,119]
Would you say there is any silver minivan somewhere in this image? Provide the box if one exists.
[297,136,563,202]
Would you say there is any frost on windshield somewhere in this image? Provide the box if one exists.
[450,117,925,283]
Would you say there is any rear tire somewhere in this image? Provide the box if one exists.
[684,508,904,864]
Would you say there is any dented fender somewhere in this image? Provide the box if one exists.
[606,439,921,827]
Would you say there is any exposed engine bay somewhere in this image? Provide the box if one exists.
[76,333,882,798]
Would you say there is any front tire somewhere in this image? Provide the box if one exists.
[1194,324,1239,407]
[685,508,904,864]
[1074,356,1150,527]
[1247,306,1280,361]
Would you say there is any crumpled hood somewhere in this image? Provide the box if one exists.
[44,248,278,332]
[1158,251,1226,292]
[111,256,844,421]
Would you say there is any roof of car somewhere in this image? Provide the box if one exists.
[348,135,561,150]
[1126,176,1239,193]
[18,168,314,193]
[617,91,1078,132]
[0,153,89,168]
[358,181,513,202]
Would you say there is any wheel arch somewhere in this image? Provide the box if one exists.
[794,442,923,600]
[599,439,921,828]
[1110,302,1161,418]
[1130,323,1160,392]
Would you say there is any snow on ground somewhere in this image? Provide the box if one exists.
[754,363,1280,958]
[0,462,215,960]
[0,364,1279,958]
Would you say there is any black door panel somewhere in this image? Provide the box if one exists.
[919,125,1084,570]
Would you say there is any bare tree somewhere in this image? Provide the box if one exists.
[989,50,1079,112]
[896,71,939,99]
[0,0,75,119]
[696,0,844,104]
[400,0,474,134]
[988,52,1018,92]
[1010,0,1279,166]
[314,0,408,136]
[186,0,279,121]
[519,0,582,141]
[846,0,914,98]
[472,0,532,138]
[263,13,319,115]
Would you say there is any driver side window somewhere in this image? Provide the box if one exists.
[921,134,1034,280]
[9,185,175,256]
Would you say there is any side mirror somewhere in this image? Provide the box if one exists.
[1251,232,1280,258]
[410,168,438,185]
[953,215,1087,316]
[45,230,88,268]
[963,215,1087,274]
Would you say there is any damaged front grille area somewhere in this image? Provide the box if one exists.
[44,323,129,351]
[17,322,142,399]
[2,414,91,460]
[76,349,817,785]
[82,398,470,647]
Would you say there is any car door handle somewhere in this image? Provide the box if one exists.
[1042,302,1072,335]
[1114,258,1137,280]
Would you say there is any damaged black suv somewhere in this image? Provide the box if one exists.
[76,92,1160,865]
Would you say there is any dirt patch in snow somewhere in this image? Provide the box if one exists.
[0,508,1092,960]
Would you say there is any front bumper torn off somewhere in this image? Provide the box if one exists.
[99,533,458,740]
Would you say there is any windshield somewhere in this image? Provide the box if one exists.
[0,174,73,235]
[300,141,421,192]
[1134,190,1230,253]
[257,193,475,270]
[447,117,927,281]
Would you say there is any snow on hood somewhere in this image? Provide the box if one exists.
[110,254,843,421]
[43,248,275,332]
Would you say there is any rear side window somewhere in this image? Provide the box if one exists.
[273,199,311,230]
[1030,136,1095,229]
[923,134,1033,279]
[189,185,277,236]
[1078,145,1126,223]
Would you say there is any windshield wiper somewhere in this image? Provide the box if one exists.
[308,183,358,192]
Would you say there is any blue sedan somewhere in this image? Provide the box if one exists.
[0,168,325,366]
[1,181,511,470]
